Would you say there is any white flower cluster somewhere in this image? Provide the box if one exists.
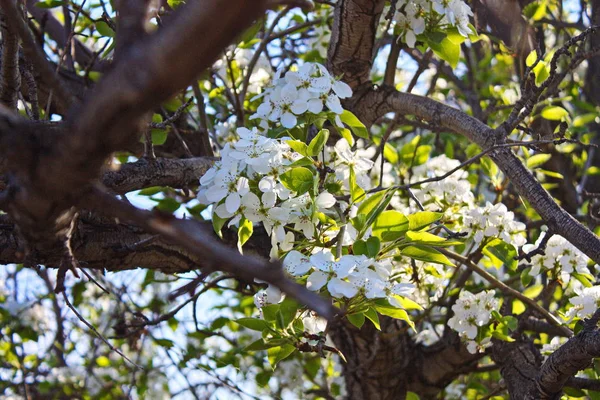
[199,124,378,257]
[250,62,352,129]
[394,0,473,47]
[567,286,600,320]
[408,155,475,213]
[523,232,592,281]
[283,250,415,304]
[461,202,527,249]
[198,127,331,256]
[448,290,498,353]
[327,139,375,191]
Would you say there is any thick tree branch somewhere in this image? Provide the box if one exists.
[368,86,600,266]
[327,0,385,90]
[537,314,600,399]
[0,9,21,110]
[114,0,151,61]
[491,337,541,400]
[83,185,338,320]
[0,0,270,265]
[101,157,215,194]
[0,0,76,109]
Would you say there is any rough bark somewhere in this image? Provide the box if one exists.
[491,337,541,400]
[101,156,215,194]
[327,0,385,91]
[0,9,21,110]
[332,319,409,400]
[537,325,600,399]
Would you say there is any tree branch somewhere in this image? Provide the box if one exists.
[537,312,600,398]
[101,156,215,194]
[327,0,385,90]
[0,0,76,109]
[83,185,338,320]
[0,8,21,110]
[368,86,600,266]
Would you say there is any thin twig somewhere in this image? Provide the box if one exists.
[62,291,143,368]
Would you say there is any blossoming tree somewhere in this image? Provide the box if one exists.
[1,0,600,398]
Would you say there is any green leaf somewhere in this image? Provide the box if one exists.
[349,167,365,202]
[287,140,308,156]
[526,153,552,169]
[289,157,314,168]
[365,237,381,258]
[523,284,543,299]
[531,0,547,21]
[268,344,297,368]
[212,212,228,238]
[139,186,164,196]
[279,167,314,195]
[357,190,386,217]
[339,127,355,146]
[235,318,271,332]
[491,331,515,342]
[533,61,550,85]
[401,245,454,266]
[307,129,329,156]
[390,295,423,311]
[372,210,409,241]
[383,142,398,164]
[347,312,365,328]
[167,0,185,8]
[375,306,415,331]
[483,239,518,270]
[541,106,569,121]
[563,387,586,398]
[151,129,168,145]
[239,19,263,45]
[405,231,445,245]
[504,316,518,331]
[538,169,564,179]
[237,218,253,253]
[96,21,115,37]
[446,27,467,45]
[365,308,381,330]
[155,197,180,213]
[573,113,597,128]
[521,267,533,288]
[406,392,421,400]
[356,189,396,238]
[353,239,367,256]
[573,273,593,288]
[429,36,460,69]
[261,304,280,322]
[35,0,65,8]
[277,298,299,329]
[525,49,538,67]
[407,211,443,231]
[339,110,369,139]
